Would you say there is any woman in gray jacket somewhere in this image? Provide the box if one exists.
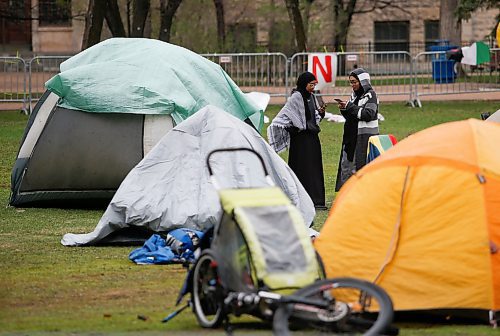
[335,68,379,191]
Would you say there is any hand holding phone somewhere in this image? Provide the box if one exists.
[335,98,346,109]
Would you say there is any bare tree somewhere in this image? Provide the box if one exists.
[281,0,409,53]
[105,0,126,37]
[302,0,320,35]
[126,0,132,36]
[130,0,150,37]
[159,0,183,42]
[332,0,410,51]
[440,0,462,46]
[456,0,499,38]
[213,0,226,51]
[83,0,126,49]
[284,0,307,51]
[82,0,107,49]
[332,0,356,51]
[456,0,498,19]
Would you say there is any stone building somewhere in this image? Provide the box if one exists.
[343,0,498,54]
[0,0,497,56]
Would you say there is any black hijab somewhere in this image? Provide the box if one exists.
[296,71,316,99]
[295,72,317,120]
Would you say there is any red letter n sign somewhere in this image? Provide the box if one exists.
[307,53,338,91]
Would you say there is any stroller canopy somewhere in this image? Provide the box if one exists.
[216,186,320,291]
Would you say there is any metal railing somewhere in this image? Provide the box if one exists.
[0,57,27,112]
[28,56,71,112]
[411,49,500,107]
[1,50,499,113]
[289,51,413,103]
[201,52,289,97]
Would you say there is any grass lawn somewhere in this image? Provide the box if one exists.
[1,100,499,335]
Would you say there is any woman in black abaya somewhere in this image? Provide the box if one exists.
[287,72,327,209]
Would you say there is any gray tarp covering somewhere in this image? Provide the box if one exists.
[61,106,315,246]
[486,109,500,123]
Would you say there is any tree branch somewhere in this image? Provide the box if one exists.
[354,0,411,15]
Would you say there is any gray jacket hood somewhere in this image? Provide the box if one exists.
[350,68,373,93]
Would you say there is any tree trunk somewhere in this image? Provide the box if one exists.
[440,0,461,46]
[213,0,225,52]
[144,9,152,38]
[130,0,150,37]
[126,0,132,36]
[105,0,126,37]
[284,0,307,52]
[302,0,316,36]
[332,0,356,51]
[82,0,107,50]
[159,0,182,42]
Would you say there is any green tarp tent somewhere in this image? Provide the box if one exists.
[46,37,263,130]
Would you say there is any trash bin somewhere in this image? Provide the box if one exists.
[429,40,459,83]
[431,59,456,83]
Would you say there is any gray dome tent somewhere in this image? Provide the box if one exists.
[61,105,315,246]
[486,109,500,123]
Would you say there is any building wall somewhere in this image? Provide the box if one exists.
[461,7,498,44]
[345,0,497,49]
[345,0,434,47]
[31,0,86,53]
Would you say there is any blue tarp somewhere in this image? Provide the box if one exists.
[129,229,204,265]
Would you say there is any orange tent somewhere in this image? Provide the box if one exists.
[315,119,500,322]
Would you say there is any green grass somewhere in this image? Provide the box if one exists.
[1,101,499,335]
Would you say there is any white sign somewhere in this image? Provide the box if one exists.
[220,56,232,63]
[307,53,338,90]
[346,54,358,62]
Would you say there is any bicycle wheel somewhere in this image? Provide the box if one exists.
[273,277,395,336]
[191,249,225,328]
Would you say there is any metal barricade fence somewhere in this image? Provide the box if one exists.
[0,57,27,112]
[1,50,498,113]
[412,48,500,107]
[201,52,289,97]
[28,56,71,111]
[289,51,413,104]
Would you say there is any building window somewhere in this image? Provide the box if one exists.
[0,1,31,45]
[374,21,409,52]
[226,23,256,52]
[425,20,440,50]
[39,0,71,27]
